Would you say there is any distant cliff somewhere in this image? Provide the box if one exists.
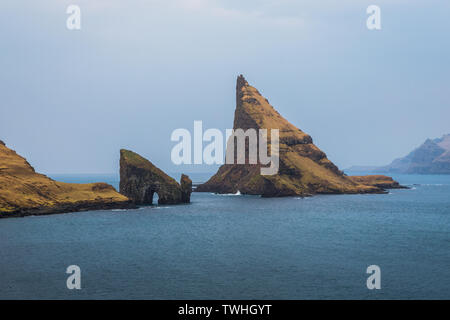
[0,141,133,218]
[377,134,450,174]
[196,75,403,196]
[347,134,450,174]
[120,149,192,205]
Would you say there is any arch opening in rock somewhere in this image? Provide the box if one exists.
[119,149,192,205]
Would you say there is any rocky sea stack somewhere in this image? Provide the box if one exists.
[0,141,133,218]
[120,149,192,205]
[196,75,404,196]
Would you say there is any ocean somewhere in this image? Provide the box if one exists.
[0,173,449,299]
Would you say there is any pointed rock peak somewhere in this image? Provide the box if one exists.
[233,74,297,133]
[197,76,404,196]
[236,74,248,90]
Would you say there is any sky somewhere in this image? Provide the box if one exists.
[0,0,449,174]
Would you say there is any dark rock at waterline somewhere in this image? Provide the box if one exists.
[180,174,192,203]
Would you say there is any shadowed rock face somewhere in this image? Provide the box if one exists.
[0,141,133,218]
[197,75,403,197]
[119,149,191,205]
[180,174,193,203]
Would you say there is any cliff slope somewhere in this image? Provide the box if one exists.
[120,149,192,204]
[197,75,402,196]
[0,141,132,218]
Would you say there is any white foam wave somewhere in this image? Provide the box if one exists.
[216,190,242,196]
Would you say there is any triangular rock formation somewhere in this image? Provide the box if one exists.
[120,149,192,204]
[197,75,401,196]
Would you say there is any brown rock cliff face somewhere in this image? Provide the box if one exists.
[0,142,133,218]
[119,149,191,205]
[197,75,403,196]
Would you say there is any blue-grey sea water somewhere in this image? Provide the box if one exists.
[0,173,449,299]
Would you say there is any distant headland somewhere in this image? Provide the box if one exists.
[347,134,450,174]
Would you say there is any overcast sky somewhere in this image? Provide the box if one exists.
[1,0,449,174]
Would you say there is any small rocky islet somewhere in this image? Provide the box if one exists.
[0,75,405,218]
[119,149,192,205]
